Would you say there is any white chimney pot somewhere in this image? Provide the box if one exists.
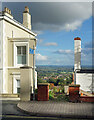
[74,37,81,71]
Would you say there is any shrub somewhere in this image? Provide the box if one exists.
[49,91,54,100]
[53,87,58,93]
[57,94,69,101]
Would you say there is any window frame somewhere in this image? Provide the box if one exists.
[16,79,20,94]
[17,46,26,65]
[14,42,29,67]
[13,75,20,94]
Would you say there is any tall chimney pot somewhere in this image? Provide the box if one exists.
[4,7,7,12]
[24,6,29,13]
[74,37,81,71]
[4,7,13,19]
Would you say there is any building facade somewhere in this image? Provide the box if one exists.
[0,7,37,98]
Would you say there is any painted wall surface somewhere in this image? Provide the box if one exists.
[8,68,20,94]
[0,70,2,94]
[29,40,35,67]
[23,12,31,30]
[4,20,35,67]
[20,68,32,101]
[0,20,3,94]
[2,20,7,93]
[76,73,94,93]
[1,15,37,95]
[35,71,37,89]
[0,20,3,68]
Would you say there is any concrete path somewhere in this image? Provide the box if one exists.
[17,101,94,119]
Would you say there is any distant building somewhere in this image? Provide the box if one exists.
[74,37,94,93]
[0,7,37,98]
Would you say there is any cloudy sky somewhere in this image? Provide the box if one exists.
[2,2,93,66]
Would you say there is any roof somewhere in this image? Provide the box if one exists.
[0,12,37,36]
[76,69,94,73]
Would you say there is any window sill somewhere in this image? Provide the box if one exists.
[15,64,28,68]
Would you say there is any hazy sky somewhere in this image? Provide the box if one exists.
[2,2,93,66]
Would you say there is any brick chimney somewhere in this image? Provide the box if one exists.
[4,7,13,19]
[74,37,81,71]
[23,6,31,30]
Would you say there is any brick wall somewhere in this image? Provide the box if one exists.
[80,96,94,103]
[37,83,49,101]
[69,85,80,102]
[69,84,94,103]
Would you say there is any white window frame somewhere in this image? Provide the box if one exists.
[13,75,20,94]
[16,79,20,94]
[14,42,29,67]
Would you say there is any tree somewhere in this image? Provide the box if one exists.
[48,78,57,85]
[37,77,47,83]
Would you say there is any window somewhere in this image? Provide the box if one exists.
[17,46,26,64]
[14,42,29,67]
[13,75,20,94]
[17,79,20,94]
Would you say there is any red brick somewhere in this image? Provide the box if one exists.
[38,83,49,101]
[80,96,94,103]
[69,85,80,102]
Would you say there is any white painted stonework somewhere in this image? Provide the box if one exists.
[0,20,3,94]
[23,12,31,30]
[0,21,2,68]
[0,7,37,97]
[76,73,94,93]
[35,71,37,89]
[74,40,81,71]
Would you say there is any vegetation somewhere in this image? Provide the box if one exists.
[49,91,54,100]
[36,65,91,101]
[36,65,73,86]
[36,65,73,102]
[49,84,69,102]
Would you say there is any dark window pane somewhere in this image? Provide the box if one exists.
[17,88,20,94]
[22,46,26,54]
[17,46,21,54]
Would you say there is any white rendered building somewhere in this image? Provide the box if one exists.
[0,7,37,98]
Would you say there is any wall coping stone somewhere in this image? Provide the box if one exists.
[69,84,80,87]
[38,83,50,86]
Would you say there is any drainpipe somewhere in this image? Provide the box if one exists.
[33,45,35,100]
[74,70,76,85]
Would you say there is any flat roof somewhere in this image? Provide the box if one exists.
[76,69,94,73]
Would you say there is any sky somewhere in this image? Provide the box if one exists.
[2,1,93,66]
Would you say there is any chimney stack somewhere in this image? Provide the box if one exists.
[23,6,31,30]
[4,7,13,19]
[74,37,81,71]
